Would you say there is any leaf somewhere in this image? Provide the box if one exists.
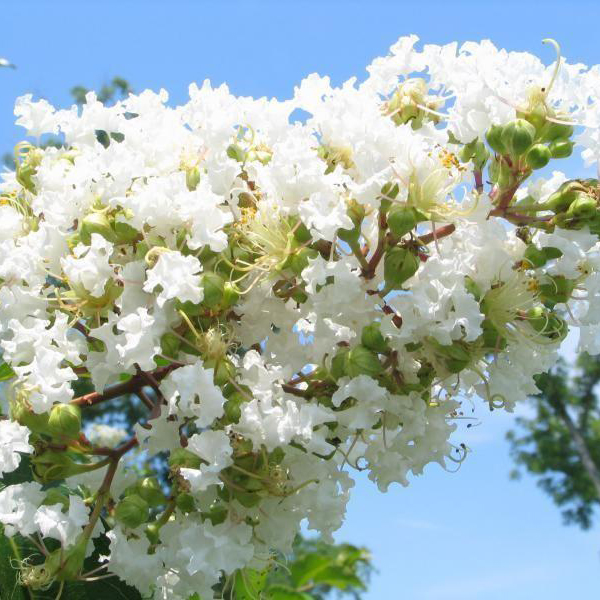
[234,567,269,600]
[290,553,363,590]
[0,362,15,382]
[264,585,312,600]
[0,530,27,600]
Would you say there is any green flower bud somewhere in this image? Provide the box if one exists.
[346,345,383,378]
[186,166,201,191]
[10,398,49,434]
[288,247,318,275]
[525,144,551,170]
[223,390,246,424]
[169,448,202,469]
[361,322,389,353]
[160,332,181,358]
[387,205,418,237]
[566,194,597,219]
[32,451,82,484]
[472,140,490,170]
[539,275,575,308]
[464,276,482,301]
[201,272,225,309]
[384,247,419,290]
[226,143,246,163]
[113,220,139,244]
[500,119,536,157]
[544,180,588,213]
[221,282,240,310]
[48,404,81,440]
[41,489,69,509]
[549,140,574,159]
[485,124,507,155]
[176,492,196,513]
[330,349,350,379]
[523,244,547,268]
[137,477,166,507]
[115,494,149,529]
[541,121,574,143]
[145,523,160,545]
[205,502,228,525]
[380,182,400,201]
[205,357,236,387]
[79,212,116,245]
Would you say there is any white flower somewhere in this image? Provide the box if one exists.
[0,421,33,476]
[143,250,203,307]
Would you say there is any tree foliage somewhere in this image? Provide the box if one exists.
[507,353,600,529]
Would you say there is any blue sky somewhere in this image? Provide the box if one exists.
[1,1,599,598]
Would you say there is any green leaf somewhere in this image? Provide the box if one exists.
[0,530,27,600]
[290,553,364,590]
[265,585,312,600]
[234,567,269,600]
[0,362,15,382]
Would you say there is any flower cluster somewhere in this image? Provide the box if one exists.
[1,36,599,598]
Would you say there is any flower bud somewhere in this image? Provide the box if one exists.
[549,140,574,159]
[226,143,246,163]
[201,272,225,308]
[32,451,81,483]
[566,194,596,219]
[544,181,588,213]
[525,144,551,170]
[500,119,536,156]
[361,322,389,353]
[346,345,383,378]
[169,448,202,469]
[48,404,81,440]
[224,390,246,424]
[221,282,240,310]
[523,244,547,268]
[79,212,116,245]
[204,357,236,387]
[384,247,419,290]
[113,220,139,244]
[186,166,201,191]
[10,397,50,434]
[387,205,418,237]
[42,488,69,509]
[176,492,196,513]
[485,124,507,155]
[114,493,149,528]
[137,477,166,507]
[541,121,574,143]
[160,332,181,358]
[330,349,350,379]
[539,275,575,308]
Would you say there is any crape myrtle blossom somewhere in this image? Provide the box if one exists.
[0,35,600,598]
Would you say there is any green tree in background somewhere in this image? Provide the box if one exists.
[507,353,600,529]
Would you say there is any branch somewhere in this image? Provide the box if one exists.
[71,363,181,407]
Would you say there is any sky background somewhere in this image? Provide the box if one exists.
[1,1,599,598]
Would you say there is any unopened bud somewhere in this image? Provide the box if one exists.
[525,144,551,170]
[137,477,166,507]
[169,448,202,469]
[346,345,383,378]
[387,205,418,237]
[500,119,536,157]
[361,322,389,353]
[384,247,419,290]
[114,493,149,528]
[48,404,81,440]
[201,272,225,309]
[485,124,507,155]
[549,140,574,159]
[79,212,116,245]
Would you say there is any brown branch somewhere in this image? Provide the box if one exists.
[418,223,456,246]
[71,363,181,407]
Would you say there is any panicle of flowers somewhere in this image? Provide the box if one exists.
[0,35,599,599]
